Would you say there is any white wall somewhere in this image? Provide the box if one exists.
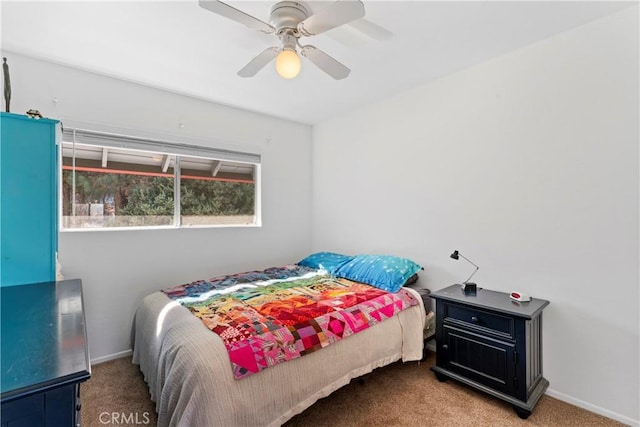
[312,7,639,426]
[2,52,313,363]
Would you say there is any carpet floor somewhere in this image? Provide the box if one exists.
[81,352,624,427]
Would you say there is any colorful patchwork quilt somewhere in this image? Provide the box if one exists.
[162,265,418,379]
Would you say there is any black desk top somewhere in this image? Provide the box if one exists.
[1,279,91,402]
[431,284,550,319]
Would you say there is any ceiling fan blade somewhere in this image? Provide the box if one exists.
[325,17,392,49]
[199,0,275,34]
[298,0,365,36]
[238,47,279,78]
[300,45,350,80]
[349,18,392,41]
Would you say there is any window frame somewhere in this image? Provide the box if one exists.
[59,126,261,232]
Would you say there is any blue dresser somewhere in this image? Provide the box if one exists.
[1,112,59,287]
[1,279,90,426]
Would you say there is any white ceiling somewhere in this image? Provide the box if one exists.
[1,1,634,125]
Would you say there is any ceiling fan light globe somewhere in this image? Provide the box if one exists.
[275,50,301,79]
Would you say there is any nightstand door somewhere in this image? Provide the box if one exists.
[441,325,517,395]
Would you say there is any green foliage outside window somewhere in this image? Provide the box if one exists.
[62,170,254,222]
[181,179,254,216]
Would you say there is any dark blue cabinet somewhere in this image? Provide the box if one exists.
[1,113,59,287]
[431,285,549,419]
[1,279,90,426]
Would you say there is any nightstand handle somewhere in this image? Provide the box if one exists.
[471,316,479,323]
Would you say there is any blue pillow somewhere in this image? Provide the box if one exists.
[334,254,422,293]
[297,252,354,274]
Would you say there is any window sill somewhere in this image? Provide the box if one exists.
[60,223,261,233]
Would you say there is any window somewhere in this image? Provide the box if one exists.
[61,128,260,230]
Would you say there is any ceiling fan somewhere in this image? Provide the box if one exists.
[198,0,366,80]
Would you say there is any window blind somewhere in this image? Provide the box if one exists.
[61,127,261,164]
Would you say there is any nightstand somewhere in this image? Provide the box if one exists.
[430,284,549,419]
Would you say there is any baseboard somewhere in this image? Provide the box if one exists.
[427,347,637,426]
[91,349,132,366]
[545,388,639,427]
[426,340,436,352]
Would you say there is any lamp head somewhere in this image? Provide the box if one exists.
[450,250,459,260]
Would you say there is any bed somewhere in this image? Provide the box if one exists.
[132,253,435,426]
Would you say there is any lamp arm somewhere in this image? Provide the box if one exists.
[463,266,479,284]
[459,254,479,284]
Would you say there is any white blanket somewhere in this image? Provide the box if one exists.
[132,288,426,427]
